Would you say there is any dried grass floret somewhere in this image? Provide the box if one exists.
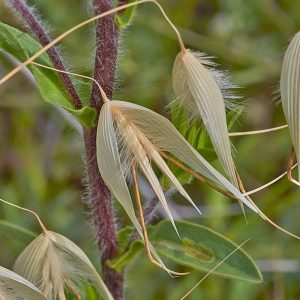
[14,231,114,300]
[0,266,47,300]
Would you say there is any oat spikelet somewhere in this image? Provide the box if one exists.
[97,100,259,273]
[173,49,243,210]
[173,50,237,184]
[280,31,300,182]
[13,231,114,300]
[0,266,47,300]
[96,100,258,230]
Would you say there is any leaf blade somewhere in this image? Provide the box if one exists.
[150,221,262,283]
[0,22,96,128]
[110,222,263,284]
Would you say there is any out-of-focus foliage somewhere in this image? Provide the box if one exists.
[1,0,300,299]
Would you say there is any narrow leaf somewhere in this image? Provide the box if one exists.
[115,0,136,29]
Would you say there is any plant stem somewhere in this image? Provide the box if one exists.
[84,0,123,298]
[90,0,119,108]
[9,0,82,109]
[84,129,123,299]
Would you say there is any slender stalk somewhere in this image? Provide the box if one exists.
[131,168,187,276]
[244,163,297,196]
[180,239,250,300]
[0,198,47,233]
[229,124,288,136]
[235,170,300,241]
[126,193,160,250]
[161,151,234,198]
[9,0,82,109]
[84,1,122,298]
[287,148,300,186]
[30,62,109,102]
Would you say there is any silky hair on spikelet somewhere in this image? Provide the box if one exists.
[280,31,300,183]
[173,50,240,118]
[173,49,240,199]
[13,230,114,300]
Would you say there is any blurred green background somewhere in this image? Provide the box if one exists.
[1,0,300,299]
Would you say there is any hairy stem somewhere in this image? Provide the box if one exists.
[9,0,82,109]
[84,129,122,299]
[84,0,122,298]
[90,0,120,108]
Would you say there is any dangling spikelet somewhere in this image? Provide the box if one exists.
[13,231,114,300]
[173,50,238,186]
[97,100,258,225]
[0,266,47,300]
[280,31,300,183]
[96,100,260,273]
[173,49,243,210]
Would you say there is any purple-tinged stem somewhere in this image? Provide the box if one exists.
[9,0,82,109]
[84,0,122,298]
[90,0,119,108]
[84,128,123,299]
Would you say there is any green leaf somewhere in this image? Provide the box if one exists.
[150,221,262,283]
[116,226,135,253]
[115,0,136,29]
[107,227,144,272]
[108,240,143,272]
[83,285,99,300]
[111,221,263,283]
[0,22,96,128]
